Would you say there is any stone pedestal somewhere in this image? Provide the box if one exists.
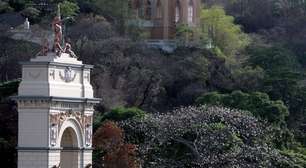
[13,53,100,168]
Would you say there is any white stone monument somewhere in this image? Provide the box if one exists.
[12,13,100,167]
[13,52,100,168]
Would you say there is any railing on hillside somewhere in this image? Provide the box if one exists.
[127,19,163,28]
[145,39,177,52]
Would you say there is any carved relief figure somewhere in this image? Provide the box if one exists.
[50,114,60,146]
[85,124,92,146]
[50,107,93,147]
[84,72,90,82]
[50,123,58,146]
[84,115,93,146]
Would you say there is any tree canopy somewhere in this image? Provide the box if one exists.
[199,6,249,57]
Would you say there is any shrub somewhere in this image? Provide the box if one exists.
[93,121,139,168]
[59,0,80,18]
[0,79,20,100]
[0,1,13,13]
[20,7,41,22]
[103,107,146,121]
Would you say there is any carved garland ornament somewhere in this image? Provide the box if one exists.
[49,110,93,147]
[29,71,41,79]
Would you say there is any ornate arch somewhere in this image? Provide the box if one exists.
[57,118,84,148]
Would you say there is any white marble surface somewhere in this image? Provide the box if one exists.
[31,52,83,65]
[17,52,95,168]
[19,53,93,98]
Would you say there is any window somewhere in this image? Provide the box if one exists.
[188,0,194,24]
[146,0,152,19]
[135,0,141,8]
[156,0,162,18]
[128,0,132,9]
[134,0,142,17]
[175,0,181,23]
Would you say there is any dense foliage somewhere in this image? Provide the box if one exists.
[196,91,289,126]
[0,80,18,167]
[103,107,146,121]
[199,6,249,57]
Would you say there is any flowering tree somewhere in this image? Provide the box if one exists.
[93,121,139,168]
[120,106,296,168]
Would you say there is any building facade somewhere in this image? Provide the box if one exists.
[130,0,202,40]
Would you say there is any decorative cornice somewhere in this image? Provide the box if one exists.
[17,147,94,151]
[20,61,94,69]
[10,96,101,104]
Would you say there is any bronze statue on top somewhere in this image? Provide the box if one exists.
[49,4,76,58]
[63,42,77,58]
[36,4,76,57]
[52,14,63,55]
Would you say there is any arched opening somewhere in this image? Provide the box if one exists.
[175,0,181,23]
[188,0,194,24]
[156,0,162,19]
[60,127,80,168]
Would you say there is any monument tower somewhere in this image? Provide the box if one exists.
[12,10,100,168]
